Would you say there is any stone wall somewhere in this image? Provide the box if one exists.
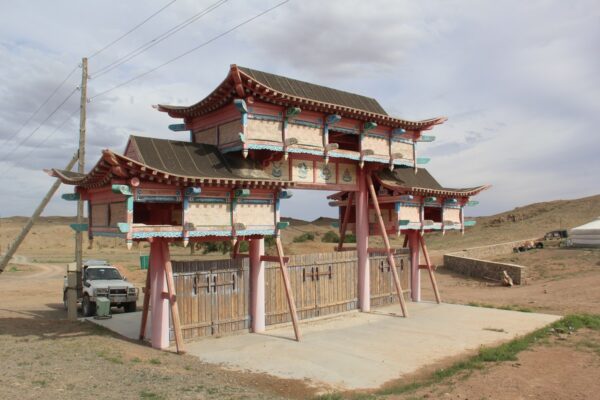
[443,255,526,285]
[442,239,536,285]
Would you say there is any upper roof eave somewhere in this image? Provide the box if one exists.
[157,64,448,130]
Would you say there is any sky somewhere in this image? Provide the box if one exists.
[0,0,598,221]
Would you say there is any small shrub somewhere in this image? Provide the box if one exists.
[345,233,357,243]
[265,236,276,248]
[321,231,340,243]
[293,232,315,243]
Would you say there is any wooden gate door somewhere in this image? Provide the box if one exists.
[265,251,358,326]
[172,259,249,340]
[369,250,411,308]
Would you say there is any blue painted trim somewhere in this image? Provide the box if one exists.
[249,113,280,122]
[117,223,129,233]
[69,223,88,232]
[392,128,406,135]
[237,199,272,205]
[279,190,292,199]
[112,184,132,196]
[463,220,477,227]
[188,230,231,237]
[418,135,436,142]
[467,201,479,207]
[286,107,301,118]
[188,197,228,204]
[168,123,186,132]
[416,157,431,165]
[62,193,80,201]
[233,98,248,114]
[326,114,341,124]
[276,221,289,230]
[92,231,126,238]
[185,187,202,196]
[391,137,413,144]
[132,231,183,239]
[329,126,358,135]
[290,119,322,129]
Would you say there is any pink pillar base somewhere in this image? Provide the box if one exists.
[408,231,421,302]
[356,168,370,312]
[249,238,265,333]
[150,239,170,349]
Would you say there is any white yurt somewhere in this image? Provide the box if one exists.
[570,217,600,247]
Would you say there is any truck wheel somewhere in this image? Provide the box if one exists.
[82,295,96,317]
[63,291,68,310]
[124,301,137,313]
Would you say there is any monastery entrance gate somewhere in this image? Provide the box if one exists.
[170,249,411,341]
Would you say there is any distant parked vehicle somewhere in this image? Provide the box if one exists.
[513,230,570,253]
[63,260,138,317]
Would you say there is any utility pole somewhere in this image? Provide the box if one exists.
[67,57,88,320]
[0,154,78,273]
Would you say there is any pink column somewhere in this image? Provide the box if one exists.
[356,168,370,312]
[407,231,421,301]
[249,238,265,332]
[149,239,170,349]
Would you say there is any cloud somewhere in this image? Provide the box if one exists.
[0,0,598,221]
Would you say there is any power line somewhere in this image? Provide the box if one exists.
[88,0,178,59]
[91,0,291,100]
[92,0,228,79]
[0,65,78,148]
[0,108,79,176]
[0,87,78,162]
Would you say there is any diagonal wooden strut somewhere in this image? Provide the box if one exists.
[337,192,354,251]
[162,241,185,354]
[275,236,302,341]
[418,233,441,304]
[139,255,152,341]
[366,173,408,318]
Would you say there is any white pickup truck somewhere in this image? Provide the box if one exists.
[63,260,138,317]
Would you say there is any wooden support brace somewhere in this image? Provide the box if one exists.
[366,173,408,318]
[418,233,441,304]
[163,241,185,354]
[275,237,302,341]
[337,192,354,251]
[139,261,152,341]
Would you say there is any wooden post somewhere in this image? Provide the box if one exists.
[0,153,78,273]
[366,173,408,317]
[162,240,185,354]
[419,233,441,303]
[69,57,88,320]
[149,238,169,349]
[249,238,265,333]
[275,237,301,341]
[408,230,421,301]
[337,192,354,251]
[139,250,152,341]
[356,168,370,312]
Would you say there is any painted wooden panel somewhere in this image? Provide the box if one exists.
[219,120,243,145]
[315,161,336,184]
[247,119,282,142]
[287,123,323,147]
[109,202,127,227]
[187,202,231,228]
[369,208,391,223]
[91,203,109,227]
[399,205,421,223]
[194,126,218,146]
[337,163,357,185]
[291,159,313,183]
[264,160,290,180]
[236,202,275,227]
[444,207,461,223]
[391,140,413,161]
[363,134,389,157]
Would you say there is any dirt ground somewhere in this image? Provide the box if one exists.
[1,211,600,399]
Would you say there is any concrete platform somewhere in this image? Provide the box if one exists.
[86,303,560,390]
[83,311,151,340]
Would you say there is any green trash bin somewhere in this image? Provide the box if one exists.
[140,255,149,270]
